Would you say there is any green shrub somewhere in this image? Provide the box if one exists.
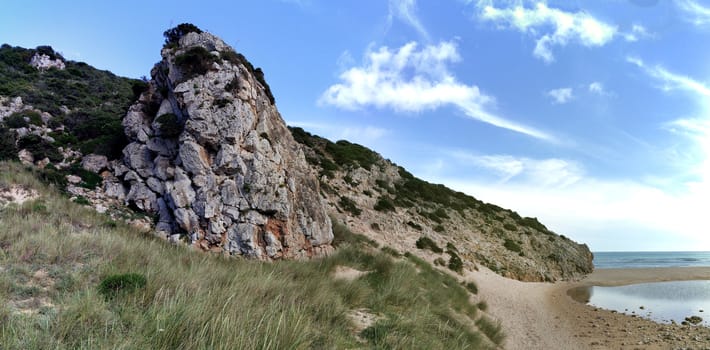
[433,225,445,233]
[373,196,395,212]
[503,223,517,231]
[0,127,17,160]
[155,113,182,138]
[325,140,379,170]
[163,23,203,46]
[370,222,380,231]
[69,164,103,189]
[219,49,275,104]
[406,221,422,231]
[464,281,478,294]
[338,196,361,216]
[447,251,463,273]
[17,134,62,162]
[477,301,488,311]
[174,47,218,81]
[433,257,446,266]
[97,273,147,299]
[415,236,443,254]
[73,195,91,205]
[503,239,522,253]
[4,113,29,128]
[517,216,550,233]
[253,67,275,105]
[48,131,78,147]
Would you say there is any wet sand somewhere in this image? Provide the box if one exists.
[470,266,710,349]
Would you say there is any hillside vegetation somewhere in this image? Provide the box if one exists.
[0,161,502,349]
[291,127,593,282]
[0,44,145,158]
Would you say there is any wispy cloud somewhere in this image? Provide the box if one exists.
[475,1,617,62]
[546,87,574,104]
[622,24,651,42]
[320,41,554,141]
[451,152,583,187]
[588,82,603,94]
[388,0,430,41]
[676,0,710,27]
[287,121,389,143]
[627,56,710,96]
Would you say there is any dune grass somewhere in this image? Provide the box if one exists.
[0,161,502,349]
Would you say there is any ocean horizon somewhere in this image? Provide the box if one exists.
[593,251,710,269]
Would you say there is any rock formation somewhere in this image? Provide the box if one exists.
[112,30,333,259]
[29,53,65,71]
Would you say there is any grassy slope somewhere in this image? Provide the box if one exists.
[0,161,502,349]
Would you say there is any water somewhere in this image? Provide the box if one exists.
[593,251,710,269]
[579,251,710,326]
[585,281,710,326]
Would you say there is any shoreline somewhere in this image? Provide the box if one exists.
[579,266,710,286]
[471,266,710,349]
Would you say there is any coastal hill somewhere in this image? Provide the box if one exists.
[0,24,592,282]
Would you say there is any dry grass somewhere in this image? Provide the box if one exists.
[0,161,501,349]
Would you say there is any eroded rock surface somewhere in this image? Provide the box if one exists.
[113,31,333,259]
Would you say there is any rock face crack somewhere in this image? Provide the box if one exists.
[114,31,333,259]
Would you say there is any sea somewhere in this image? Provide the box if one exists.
[586,251,710,326]
[593,251,710,269]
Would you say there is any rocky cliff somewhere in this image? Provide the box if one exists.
[111,29,333,259]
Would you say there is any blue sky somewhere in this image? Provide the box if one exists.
[2,0,709,251]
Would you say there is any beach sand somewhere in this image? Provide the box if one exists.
[469,266,710,349]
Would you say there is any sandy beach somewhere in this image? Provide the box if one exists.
[470,266,710,349]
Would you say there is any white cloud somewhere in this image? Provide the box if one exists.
[425,150,710,251]
[547,87,574,104]
[676,0,710,26]
[623,24,651,42]
[475,1,617,62]
[388,0,430,40]
[588,81,605,94]
[320,41,554,141]
[627,56,710,96]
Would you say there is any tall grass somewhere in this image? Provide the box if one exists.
[0,161,501,349]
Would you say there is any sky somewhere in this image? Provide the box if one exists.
[2,0,709,251]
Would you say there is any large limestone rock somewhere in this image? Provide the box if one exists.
[114,30,333,259]
[29,53,65,71]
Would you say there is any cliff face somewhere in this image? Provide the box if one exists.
[290,128,594,281]
[114,31,333,259]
